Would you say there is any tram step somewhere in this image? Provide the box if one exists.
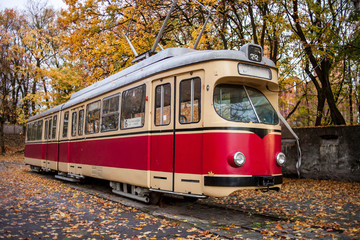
[55,174,81,183]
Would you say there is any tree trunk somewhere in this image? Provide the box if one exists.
[0,120,5,155]
[348,61,353,125]
[319,60,346,125]
[315,91,326,126]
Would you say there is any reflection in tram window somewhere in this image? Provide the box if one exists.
[52,115,57,139]
[27,120,43,141]
[86,101,101,134]
[78,110,84,136]
[63,111,69,137]
[101,94,120,132]
[48,119,52,139]
[155,83,171,126]
[121,85,146,129]
[180,78,201,123]
[71,112,77,137]
[45,120,48,140]
[214,84,278,125]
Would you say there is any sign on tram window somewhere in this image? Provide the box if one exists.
[155,83,171,126]
[179,78,201,124]
[121,85,146,129]
[86,101,101,134]
[124,117,142,128]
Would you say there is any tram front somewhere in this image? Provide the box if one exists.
[201,44,285,197]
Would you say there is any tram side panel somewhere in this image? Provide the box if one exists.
[24,119,45,167]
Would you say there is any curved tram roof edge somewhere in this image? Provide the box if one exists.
[28,47,276,122]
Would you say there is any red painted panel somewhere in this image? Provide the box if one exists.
[150,134,173,172]
[46,143,58,162]
[59,136,150,171]
[24,144,43,159]
[25,131,281,177]
[175,133,203,174]
[202,132,282,175]
[59,142,69,164]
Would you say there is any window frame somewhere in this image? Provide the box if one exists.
[52,115,57,139]
[101,93,120,132]
[213,84,279,125]
[120,84,146,130]
[179,77,201,124]
[44,120,48,140]
[154,83,171,126]
[48,119,52,139]
[78,109,84,136]
[85,100,101,135]
[71,111,78,137]
[62,111,69,138]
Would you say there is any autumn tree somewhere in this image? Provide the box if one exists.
[280,0,358,125]
[0,1,68,154]
[55,0,360,127]
[0,9,29,154]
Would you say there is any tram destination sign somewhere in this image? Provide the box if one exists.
[237,63,272,80]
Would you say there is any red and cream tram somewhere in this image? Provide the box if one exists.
[24,43,285,203]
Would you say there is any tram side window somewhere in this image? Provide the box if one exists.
[101,94,120,132]
[48,119,52,139]
[62,111,69,138]
[121,85,146,129]
[36,120,43,140]
[26,120,43,141]
[44,120,48,140]
[71,112,77,137]
[86,101,101,134]
[26,123,31,141]
[155,83,171,126]
[52,115,57,139]
[78,109,84,136]
[179,78,201,123]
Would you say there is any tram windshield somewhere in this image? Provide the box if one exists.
[214,84,279,125]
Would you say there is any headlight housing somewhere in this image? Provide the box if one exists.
[233,152,246,167]
[276,152,286,166]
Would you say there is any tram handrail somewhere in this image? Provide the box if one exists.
[278,113,302,178]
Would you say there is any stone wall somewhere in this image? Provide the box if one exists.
[281,125,360,182]
[4,124,24,135]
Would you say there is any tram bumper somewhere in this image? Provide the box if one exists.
[204,175,282,187]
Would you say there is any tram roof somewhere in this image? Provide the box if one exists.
[28,47,276,122]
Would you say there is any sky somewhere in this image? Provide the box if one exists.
[0,0,67,10]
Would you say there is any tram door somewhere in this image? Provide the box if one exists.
[150,72,204,195]
[150,78,175,191]
[173,73,203,195]
[43,118,51,169]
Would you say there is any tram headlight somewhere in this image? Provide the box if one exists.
[233,152,246,167]
[276,152,286,166]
